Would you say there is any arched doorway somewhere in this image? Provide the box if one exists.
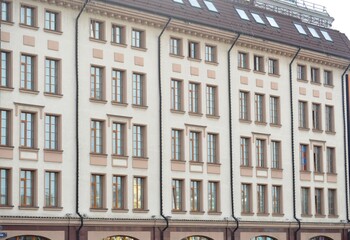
[7,236,50,240]
[310,237,333,240]
[181,236,214,240]
[251,236,278,240]
[103,236,139,240]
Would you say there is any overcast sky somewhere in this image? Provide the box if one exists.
[315,0,350,39]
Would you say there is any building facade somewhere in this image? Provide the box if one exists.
[0,0,350,239]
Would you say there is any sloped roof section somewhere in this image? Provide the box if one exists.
[101,0,350,60]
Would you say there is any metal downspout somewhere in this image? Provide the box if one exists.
[75,1,90,239]
[341,64,350,223]
[158,17,172,240]
[289,47,301,240]
[228,33,240,240]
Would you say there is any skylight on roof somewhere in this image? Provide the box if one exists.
[173,0,184,3]
[321,30,333,41]
[251,13,264,24]
[266,16,279,28]
[188,0,201,8]
[236,8,249,21]
[307,27,320,38]
[203,0,218,12]
[294,23,307,35]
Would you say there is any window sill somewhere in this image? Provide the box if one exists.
[324,84,334,88]
[189,211,205,215]
[111,101,128,107]
[19,146,39,151]
[18,206,39,210]
[0,145,14,150]
[325,131,336,135]
[43,206,63,211]
[268,73,280,78]
[312,129,323,133]
[89,37,107,44]
[327,214,339,218]
[253,70,266,75]
[240,165,253,169]
[170,109,185,114]
[133,209,149,213]
[272,213,285,217]
[187,57,202,62]
[132,104,148,109]
[310,81,321,86]
[111,42,127,48]
[314,214,326,218]
[239,119,252,124]
[169,53,184,59]
[0,86,14,91]
[19,89,39,95]
[171,159,186,162]
[300,170,311,173]
[297,79,308,83]
[90,208,108,212]
[131,46,147,52]
[1,21,14,26]
[257,213,270,216]
[270,123,282,128]
[298,127,310,131]
[112,209,129,213]
[44,92,63,98]
[44,29,63,35]
[89,98,107,104]
[205,60,218,66]
[132,156,149,161]
[237,67,251,72]
[208,211,222,215]
[256,166,268,170]
[189,161,203,165]
[44,149,63,153]
[255,121,267,126]
[208,162,221,166]
[206,114,220,119]
[171,210,187,214]
[112,154,128,159]
[301,214,312,218]
[241,212,254,216]
[188,112,203,117]
[327,172,337,176]
[90,153,108,157]
[0,205,14,209]
[19,23,39,31]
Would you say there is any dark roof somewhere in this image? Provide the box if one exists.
[101,0,350,61]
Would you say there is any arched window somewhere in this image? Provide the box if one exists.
[103,236,138,240]
[252,236,278,240]
[181,236,213,240]
[7,236,51,240]
[310,237,333,240]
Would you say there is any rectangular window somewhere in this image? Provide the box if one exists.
[112,175,125,209]
[271,141,281,169]
[0,109,10,146]
[328,189,336,215]
[20,54,35,90]
[172,179,183,211]
[1,1,11,22]
[0,168,10,206]
[313,146,322,173]
[301,187,310,215]
[255,94,265,122]
[240,137,250,166]
[20,112,35,148]
[131,29,145,48]
[312,103,321,130]
[132,73,145,106]
[311,67,320,83]
[91,174,104,208]
[238,52,249,69]
[298,101,308,128]
[133,177,145,209]
[256,139,266,168]
[325,105,334,132]
[327,147,335,174]
[20,170,35,207]
[239,91,250,120]
[45,171,58,207]
[133,125,145,157]
[189,82,200,113]
[257,184,266,213]
[190,180,201,211]
[189,131,200,162]
[112,122,125,156]
[188,41,200,59]
[45,115,59,150]
[1,51,10,87]
[315,188,323,215]
[207,133,218,163]
[206,85,217,116]
[270,96,280,125]
[324,70,333,86]
[241,183,251,213]
[90,66,104,100]
[208,181,218,212]
[90,20,104,40]
[300,144,309,171]
[297,64,306,80]
[171,129,183,160]
[45,10,59,31]
[171,79,183,111]
[170,37,182,56]
[45,58,59,94]
[20,5,35,26]
[254,55,264,72]
[112,69,125,103]
[268,58,279,75]
[205,45,216,62]
[111,24,125,44]
[272,185,281,214]
[90,120,103,154]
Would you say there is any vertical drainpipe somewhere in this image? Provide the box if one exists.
[289,47,301,240]
[75,1,90,239]
[227,33,240,240]
[158,17,172,240]
[341,64,350,224]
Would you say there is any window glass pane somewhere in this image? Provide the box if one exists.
[236,8,249,20]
